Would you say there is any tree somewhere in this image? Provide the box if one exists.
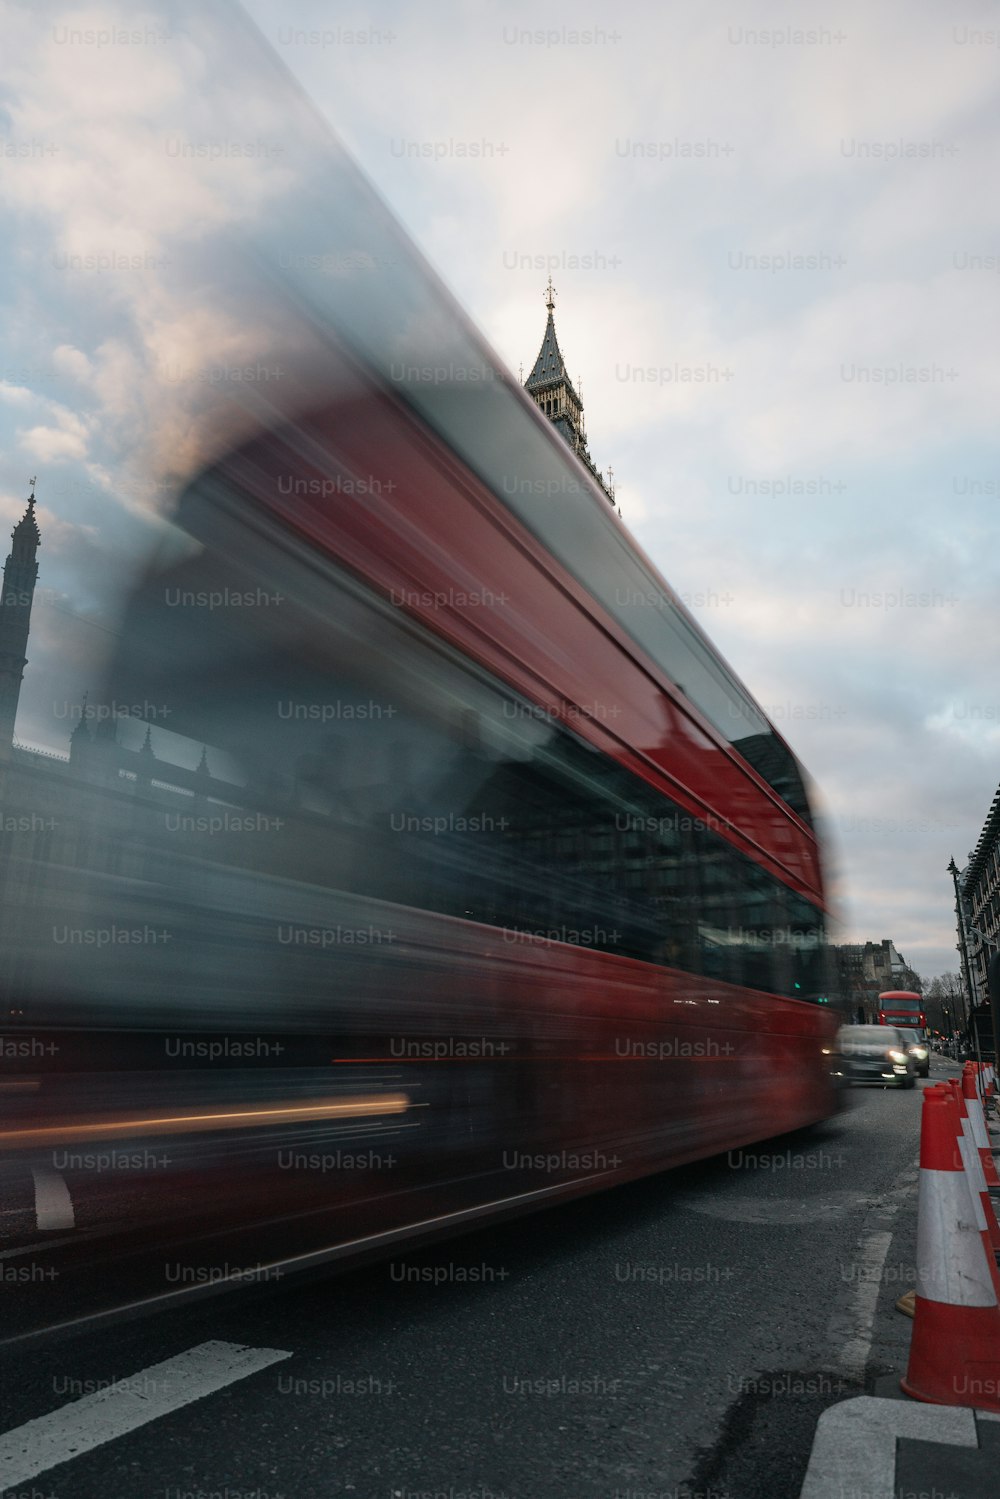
[924,973,963,1034]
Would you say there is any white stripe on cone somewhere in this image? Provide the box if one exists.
[914,1168,997,1306]
[956,1128,989,1232]
[967,1093,991,1151]
[956,1117,1000,1289]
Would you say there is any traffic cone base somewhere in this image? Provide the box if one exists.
[902,1301,1000,1410]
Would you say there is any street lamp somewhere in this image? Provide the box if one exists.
[948,856,975,1036]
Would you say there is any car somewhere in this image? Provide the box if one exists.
[896,1027,931,1078]
[834,1024,917,1089]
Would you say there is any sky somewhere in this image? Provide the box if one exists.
[1,0,999,980]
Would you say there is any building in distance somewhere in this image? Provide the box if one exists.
[833,939,921,1023]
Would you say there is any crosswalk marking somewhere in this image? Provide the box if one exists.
[0,1339,291,1489]
[31,1169,74,1231]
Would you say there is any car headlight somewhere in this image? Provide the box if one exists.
[910,1047,928,1059]
[888,1049,908,1063]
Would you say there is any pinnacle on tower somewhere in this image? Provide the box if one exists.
[133,721,157,788]
[68,692,92,768]
[522,285,614,504]
[12,480,41,552]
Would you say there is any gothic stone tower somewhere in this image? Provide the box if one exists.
[523,280,614,506]
[0,483,41,750]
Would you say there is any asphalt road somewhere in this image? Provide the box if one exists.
[0,1062,951,1499]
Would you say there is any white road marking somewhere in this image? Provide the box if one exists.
[0,1339,291,1490]
[31,1169,74,1231]
[830,1228,894,1380]
[826,1168,917,1382]
[0,1234,92,1260]
[800,1395,978,1499]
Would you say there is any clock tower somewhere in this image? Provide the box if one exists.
[523,280,615,506]
[0,481,41,751]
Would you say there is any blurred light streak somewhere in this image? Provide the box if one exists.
[0,1094,410,1148]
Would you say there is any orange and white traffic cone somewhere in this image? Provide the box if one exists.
[901,1086,1000,1410]
[952,1082,1000,1272]
[932,1081,1000,1290]
[964,1065,1000,1189]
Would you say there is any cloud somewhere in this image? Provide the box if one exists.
[19,407,90,462]
[52,344,94,382]
[0,383,37,406]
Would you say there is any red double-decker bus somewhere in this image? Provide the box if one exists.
[1,363,842,1336]
[877,991,926,1031]
[0,93,841,1337]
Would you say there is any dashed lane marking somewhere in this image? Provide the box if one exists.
[0,1339,291,1490]
[31,1169,74,1231]
[826,1169,917,1382]
[0,1235,92,1260]
[829,1228,895,1381]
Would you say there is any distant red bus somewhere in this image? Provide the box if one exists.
[877,991,926,1031]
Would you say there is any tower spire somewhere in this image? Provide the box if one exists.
[69,689,92,766]
[0,481,42,749]
[521,296,614,506]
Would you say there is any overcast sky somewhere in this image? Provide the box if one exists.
[2,0,999,981]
